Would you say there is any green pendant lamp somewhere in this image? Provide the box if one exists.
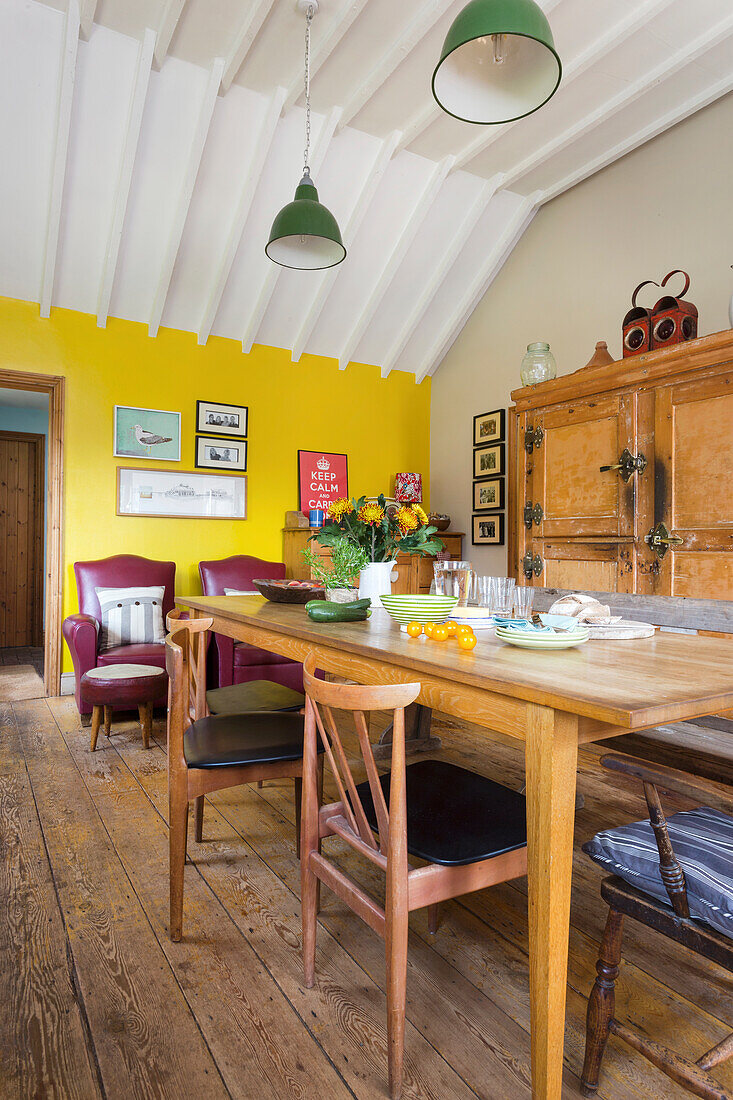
[266,1,346,270]
[432,0,561,125]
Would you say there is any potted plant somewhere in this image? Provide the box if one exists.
[301,539,369,603]
[309,494,444,606]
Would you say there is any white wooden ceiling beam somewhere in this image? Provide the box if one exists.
[97,27,155,328]
[148,57,224,338]
[291,128,401,364]
[543,65,733,204]
[40,0,80,319]
[416,192,540,385]
[220,0,277,96]
[380,174,503,379]
[454,0,673,172]
[284,0,370,112]
[241,106,342,356]
[197,85,286,345]
[154,0,186,70]
[79,0,97,40]
[503,9,733,191]
[338,0,446,131]
[338,154,455,372]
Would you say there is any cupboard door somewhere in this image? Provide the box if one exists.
[533,395,639,538]
[540,540,634,593]
[653,375,733,597]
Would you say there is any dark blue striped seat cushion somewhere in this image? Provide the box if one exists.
[583,806,733,940]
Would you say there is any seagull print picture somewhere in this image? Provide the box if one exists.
[114,405,181,462]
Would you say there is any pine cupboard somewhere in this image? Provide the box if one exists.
[507,329,733,597]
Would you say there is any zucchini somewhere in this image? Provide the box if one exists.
[304,597,371,613]
[306,601,371,623]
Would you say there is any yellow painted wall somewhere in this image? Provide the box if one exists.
[0,297,431,671]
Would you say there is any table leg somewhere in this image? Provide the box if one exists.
[372,703,441,761]
[525,703,579,1100]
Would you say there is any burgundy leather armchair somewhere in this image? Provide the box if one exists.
[63,555,175,718]
[199,555,304,693]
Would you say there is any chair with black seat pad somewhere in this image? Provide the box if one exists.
[581,754,733,1099]
[299,654,528,1100]
[165,616,321,943]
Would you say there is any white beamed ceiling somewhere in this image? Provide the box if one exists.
[5,0,733,379]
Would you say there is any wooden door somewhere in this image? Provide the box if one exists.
[542,540,634,593]
[652,374,733,597]
[532,395,639,538]
[0,431,44,647]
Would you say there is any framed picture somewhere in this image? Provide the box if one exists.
[473,478,505,512]
[195,436,247,472]
[196,400,248,438]
[114,405,181,462]
[298,450,348,512]
[117,467,246,519]
[473,409,505,446]
[472,513,505,546]
[474,442,505,479]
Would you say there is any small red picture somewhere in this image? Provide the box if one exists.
[298,450,349,512]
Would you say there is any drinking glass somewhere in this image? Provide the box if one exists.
[433,560,473,606]
[493,577,516,616]
[513,585,534,621]
[473,575,496,609]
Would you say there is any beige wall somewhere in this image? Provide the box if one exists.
[430,91,733,576]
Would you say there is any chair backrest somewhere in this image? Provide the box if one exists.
[199,555,285,596]
[302,653,420,856]
[75,554,176,621]
[165,611,212,774]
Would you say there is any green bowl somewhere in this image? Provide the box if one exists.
[380,594,459,625]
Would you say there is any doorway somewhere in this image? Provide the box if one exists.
[0,370,64,697]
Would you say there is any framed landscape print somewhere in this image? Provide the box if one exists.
[117,467,246,519]
[195,435,247,472]
[114,405,181,461]
[473,409,505,446]
[196,400,247,438]
[473,441,505,479]
[473,478,505,512]
[472,513,505,546]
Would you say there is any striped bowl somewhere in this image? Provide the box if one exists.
[380,593,459,625]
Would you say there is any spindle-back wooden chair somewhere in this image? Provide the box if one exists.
[299,654,528,1099]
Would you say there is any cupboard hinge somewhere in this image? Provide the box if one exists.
[522,552,544,579]
[523,501,543,529]
[524,425,544,454]
[599,448,647,482]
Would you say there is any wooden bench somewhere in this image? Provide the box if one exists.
[531,589,733,783]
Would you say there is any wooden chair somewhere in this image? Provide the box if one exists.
[582,754,733,1099]
[299,654,528,1099]
[165,615,321,942]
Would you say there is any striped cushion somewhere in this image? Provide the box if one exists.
[584,806,733,940]
[95,586,165,653]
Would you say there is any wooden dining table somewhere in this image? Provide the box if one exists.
[177,594,733,1100]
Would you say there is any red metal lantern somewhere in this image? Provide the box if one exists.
[650,269,698,351]
[622,279,658,358]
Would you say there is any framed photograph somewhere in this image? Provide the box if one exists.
[472,513,505,546]
[114,405,181,462]
[195,436,247,472]
[473,409,505,446]
[196,400,248,438]
[473,478,505,512]
[298,450,349,512]
[474,442,505,479]
[117,467,246,519]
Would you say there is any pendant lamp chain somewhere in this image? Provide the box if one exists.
[303,4,313,177]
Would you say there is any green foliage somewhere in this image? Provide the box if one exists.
[301,538,369,588]
[309,493,444,562]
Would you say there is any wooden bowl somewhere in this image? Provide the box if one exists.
[252,578,325,604]
[429,513,451,532]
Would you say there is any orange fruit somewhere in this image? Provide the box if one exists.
[444,620,458,637]
[406,621,423,638]
[457,631,477,651]
[424,622,437,638]
[432,624,449,642]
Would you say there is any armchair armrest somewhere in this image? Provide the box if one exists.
[214,633,235,688]
[63,614,100,715]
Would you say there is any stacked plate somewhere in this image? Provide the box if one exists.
[380,593,458,626]
[448,606,497,630]
[495,622,589,650]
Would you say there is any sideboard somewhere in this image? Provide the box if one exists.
[282,527,465,595]
[507,329,733,597]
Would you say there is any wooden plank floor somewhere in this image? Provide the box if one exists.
[2,696,733,1099]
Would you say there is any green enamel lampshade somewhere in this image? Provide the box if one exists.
[265,174,346,271]
[432,0,561,125]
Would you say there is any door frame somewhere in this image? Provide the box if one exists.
[0,369,64,695]
[0,429,45,647]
